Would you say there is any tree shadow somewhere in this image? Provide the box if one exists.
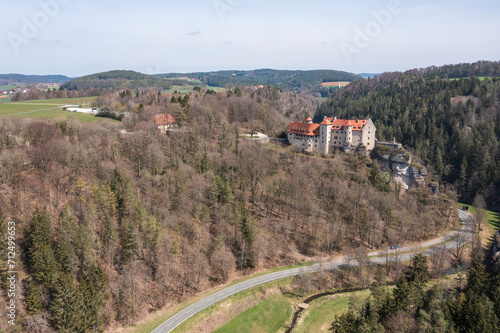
[486,211,500,230]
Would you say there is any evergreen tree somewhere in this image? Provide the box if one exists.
[25,282,43,314]
[79,264,107,331]
[23,210,60,287]
[466,257,489,300]
[50,272,85,333]
[0,208,8,262]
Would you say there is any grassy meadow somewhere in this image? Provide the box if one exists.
[0,97,105,123]
[214,295,292,333]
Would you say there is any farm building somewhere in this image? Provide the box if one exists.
[152,113,177,132]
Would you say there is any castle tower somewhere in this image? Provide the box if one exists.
[306,117,313,124]
[344,120,354,147]
[319,118,332,154]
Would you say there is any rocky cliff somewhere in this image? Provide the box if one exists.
[375,149,428,190]
[493,231,500,260]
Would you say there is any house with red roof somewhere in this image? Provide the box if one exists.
[151,113,177,132]
[287,116,376,153]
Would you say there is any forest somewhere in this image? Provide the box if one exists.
[0,85,456,332]
[330,254,500,333]
[411,60,500,79]
[317,72,500,210]
[157,68,362,93]
[60,71,174,91]
[0,75,71,85]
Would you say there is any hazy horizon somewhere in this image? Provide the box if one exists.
[2,0,499,77]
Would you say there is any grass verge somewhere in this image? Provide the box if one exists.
[214,294,292,333]
[129,263,313,333]
[171,278,294,333]
[294,289,371,333]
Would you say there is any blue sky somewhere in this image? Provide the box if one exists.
[1,0,499,77]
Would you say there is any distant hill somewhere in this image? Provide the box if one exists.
[358,73,382,79]
[155,69,362,93]
[60,70,173,90]
[407,60,500,79]
[0,74,71,84]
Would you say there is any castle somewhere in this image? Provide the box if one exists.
[287,117,376,154]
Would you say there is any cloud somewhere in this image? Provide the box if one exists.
[56,40,63,43]
[224,41,232,45]
[185,30,201,36]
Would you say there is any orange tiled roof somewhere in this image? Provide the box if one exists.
[326,118,367,131]
[287,122,320,136]
[320,118,332,125]
[344,120,355,127]
[152,113,177,126]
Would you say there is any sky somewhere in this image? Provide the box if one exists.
[1,0,499,77]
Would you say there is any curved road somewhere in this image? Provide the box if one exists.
[152,209,474,333]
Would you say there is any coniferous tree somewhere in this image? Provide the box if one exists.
[25,282,43,314]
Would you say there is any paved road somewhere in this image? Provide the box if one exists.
[151,210,474,333]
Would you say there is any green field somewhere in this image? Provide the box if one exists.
[0,97,107,123]
[215,295,292,333]
[169,278,295,333]
[0,103,63,116]
[459,203,500,230]
[164,85,226,94]
[294,290,371,333]
[18,109,99,123]
[448,76,498,81]
[19,97,95,105]
[0,98,11,104]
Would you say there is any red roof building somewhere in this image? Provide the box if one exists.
[151,113,177,131]
[287,116,376,153]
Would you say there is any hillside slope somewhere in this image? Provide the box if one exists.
[60,70,173,90]
[317,63,500,209]
[0,74,71,84]
[156,69,362,93]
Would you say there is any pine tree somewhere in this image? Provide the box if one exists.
[25,282,43,314]
[406,254,430,291]
[50,272,85,333]
[466,257,489,300]
[0,208,8,262]
[24,210,60,287]
[79,264,107,331]
[55,204,79,274]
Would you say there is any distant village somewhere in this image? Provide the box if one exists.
[0,83,61,97]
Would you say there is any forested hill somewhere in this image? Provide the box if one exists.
[0,74,71,84]
[155,69,362,92]
[0,87,455,332]
[60,70,174,90]
[407,60,500,79]
[316,73,500,209]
